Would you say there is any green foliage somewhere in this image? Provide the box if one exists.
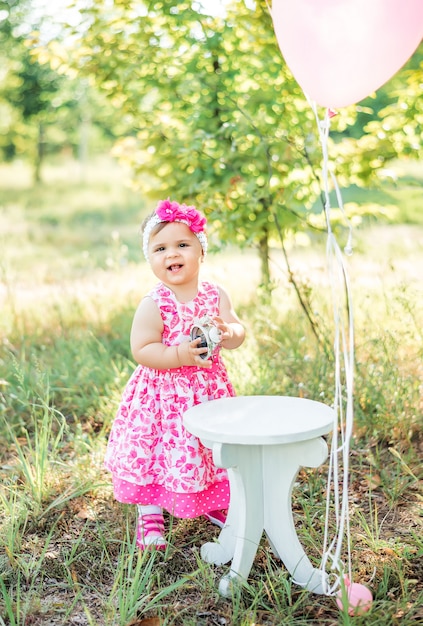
[64,1,323,242]
[107,538,188,625]
[0,1,62,172]
[0,1,126,182]
[43,0,422,289]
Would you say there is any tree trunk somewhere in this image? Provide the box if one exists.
[78,82,90,183]
[34,122,45,184]
[258,228,271,292]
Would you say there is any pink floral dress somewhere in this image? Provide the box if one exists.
[104,281,235,518]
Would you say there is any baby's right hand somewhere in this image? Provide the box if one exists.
[177,338,212,368]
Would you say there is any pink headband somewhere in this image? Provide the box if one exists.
[143,199,208,260]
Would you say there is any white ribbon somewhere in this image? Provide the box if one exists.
[308,102,355,595]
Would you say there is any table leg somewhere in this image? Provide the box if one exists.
[263,438,328,593]
[200,465,239,567]
[200,443,265,596]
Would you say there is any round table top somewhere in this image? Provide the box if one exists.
[184,395,335,445]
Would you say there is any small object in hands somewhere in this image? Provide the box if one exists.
[190,316,221,360]
[335,576,373,616]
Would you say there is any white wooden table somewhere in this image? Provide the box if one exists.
[183,395,334,597]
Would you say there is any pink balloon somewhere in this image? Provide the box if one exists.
[336,580,373,616]
[272,0,423,107]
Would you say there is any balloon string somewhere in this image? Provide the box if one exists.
[308,101,354,595]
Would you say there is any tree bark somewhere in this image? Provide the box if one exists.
[258,228,271,292]
[34,122,45,184]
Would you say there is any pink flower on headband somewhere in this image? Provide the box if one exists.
[156,198,206,233]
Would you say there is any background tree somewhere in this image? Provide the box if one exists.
[328,43,423,189]
[44,0,422,289]
[366,44,423,163]
[0,0,62,181]
[0,0,125,182]
[50,0,326,289]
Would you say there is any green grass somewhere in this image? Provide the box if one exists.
[0,157,422,625]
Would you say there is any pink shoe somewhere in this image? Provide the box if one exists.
[136,513,166,550]
[204,509,227,529]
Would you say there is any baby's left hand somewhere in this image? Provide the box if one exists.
[211,316,233,344]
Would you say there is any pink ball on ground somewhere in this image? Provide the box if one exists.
[336,581,373,616]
